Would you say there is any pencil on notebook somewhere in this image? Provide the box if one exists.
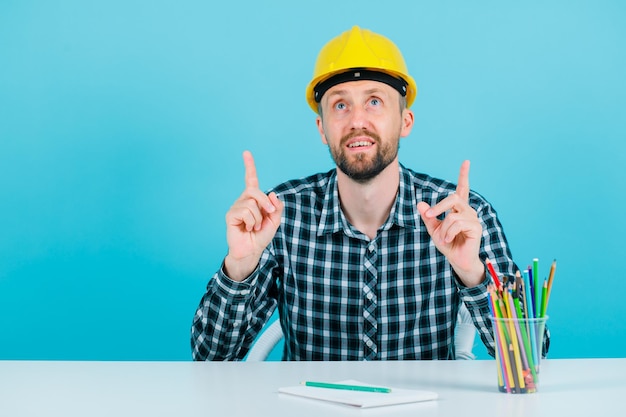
[302,381,392,393]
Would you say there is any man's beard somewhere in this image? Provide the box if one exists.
[329,130,399,183]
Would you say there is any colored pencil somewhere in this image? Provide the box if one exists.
[513,294,537,382]
[509,292,530,370]
[302,381,391,393]
[526,268,535,317]
[533,259,541,320]
[522,269,540,378]
[485,258,502,288]
[507,318,526,391]
[508,344,520,392]
[540,279,548,318]
[545,259,557,313]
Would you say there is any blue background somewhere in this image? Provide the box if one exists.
[1,0,624,360]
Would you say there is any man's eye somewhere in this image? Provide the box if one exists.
[334,102,346,110]
[370,98,381,106]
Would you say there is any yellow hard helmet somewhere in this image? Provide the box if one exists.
[306,26,417,114]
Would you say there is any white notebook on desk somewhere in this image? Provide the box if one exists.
[278,379,438,409]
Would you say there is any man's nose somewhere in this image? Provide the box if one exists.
[349,105,368,130]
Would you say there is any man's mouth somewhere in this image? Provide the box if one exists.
[347,140,374,148]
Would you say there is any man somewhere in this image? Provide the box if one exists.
[191,26,527,360]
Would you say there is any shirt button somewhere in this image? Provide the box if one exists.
[366,339,373,347]
[366,292,373,300]
[233,322,239,328]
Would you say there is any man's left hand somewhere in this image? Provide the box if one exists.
[417,160,485,287]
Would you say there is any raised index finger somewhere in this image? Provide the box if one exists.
[242,150,259,189]
[456,160,471,201]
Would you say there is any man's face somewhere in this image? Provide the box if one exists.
[316,80,414,183]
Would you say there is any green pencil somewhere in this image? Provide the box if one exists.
[302,381,392,393]
[540,279,548,318]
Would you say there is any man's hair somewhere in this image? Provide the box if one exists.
[399,95,407,112]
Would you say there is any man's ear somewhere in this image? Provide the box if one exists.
[316,116,328,145]
[400,108,414,138]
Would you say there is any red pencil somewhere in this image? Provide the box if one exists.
[485,258,502,288]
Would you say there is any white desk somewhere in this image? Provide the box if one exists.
[0,359,624,416]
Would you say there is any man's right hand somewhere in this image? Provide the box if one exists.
[223,151,284,282]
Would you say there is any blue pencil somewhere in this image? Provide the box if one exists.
[527,266,535,317]
[522,270,539,368]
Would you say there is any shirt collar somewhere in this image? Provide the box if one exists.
[317,164,419,237]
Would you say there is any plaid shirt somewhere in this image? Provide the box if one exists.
[191,164,521,361]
